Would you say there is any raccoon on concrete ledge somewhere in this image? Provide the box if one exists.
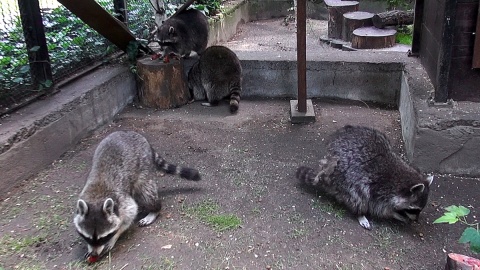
[74,131,201,261]
[296,125,434,230]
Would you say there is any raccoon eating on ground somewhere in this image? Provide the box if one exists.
[188,45,242,113]
[296,125,434,230]
[156,8,208,59]
[74,131,201,260]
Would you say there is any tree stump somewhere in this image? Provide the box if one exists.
[372,9,414,29]
[324,0,359,39]
[342,11,374,42]
[136,56,191,109]
[445,253,480,270]
[351,26,396,49]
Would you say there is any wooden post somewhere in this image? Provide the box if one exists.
[297,0,306,113]
[472,4,480,68]
[136,57,191,109]
[113,0,127,24]
[18,0,53,90]
[410,0,424,56]
[435,0,457,103]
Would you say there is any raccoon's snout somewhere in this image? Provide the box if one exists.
[399,208,422,221]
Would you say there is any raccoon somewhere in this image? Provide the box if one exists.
[74,131,201,259]
[188,45,242,113]
[156,8,209,58]
[296,125,434,230]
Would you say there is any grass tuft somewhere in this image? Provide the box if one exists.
[184,199,242,232]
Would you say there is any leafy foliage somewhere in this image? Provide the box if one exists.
[434,205,479,253]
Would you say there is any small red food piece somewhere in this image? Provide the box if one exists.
[151,53,161,60]
[87,255,99,263]
[163,55,170,63]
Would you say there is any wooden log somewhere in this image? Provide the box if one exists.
[324,0,359,39]
[372,9,414,29]
[136,56,191,109]
[351,26,396,49]
[445,253,480,270]
[342,11,374,42]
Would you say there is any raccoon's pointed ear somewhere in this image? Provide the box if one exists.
[77,199,88,216]
[103,198,115,215]
[169,26,175,34]
[410,183,425,194]
[426,174,434,186]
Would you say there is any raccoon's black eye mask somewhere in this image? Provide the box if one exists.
[156,41,175,47]
[78,231,116,247]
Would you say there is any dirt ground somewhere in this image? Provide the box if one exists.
[0,99,479,270]
[1,18,479,270]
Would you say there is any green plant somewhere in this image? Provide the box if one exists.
[396,25,413,45]
[434,205,480,253]
[184,199,242,232]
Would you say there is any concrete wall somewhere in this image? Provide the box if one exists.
[0,67,136,197]
[238,51,403,106]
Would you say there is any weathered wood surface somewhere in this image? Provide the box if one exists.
[351,26,396,49]
[372,9,414,29]
[325,0,359,39]
[136,57,191,109]
[342,11,374,42]
[445,253,480,270]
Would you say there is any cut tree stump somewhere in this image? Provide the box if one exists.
[136,56,191,109]
[445,253,480,270]
[324,0,359,39]
[372,9,414,29]
[342,11,374,42]
[351,26,396,49]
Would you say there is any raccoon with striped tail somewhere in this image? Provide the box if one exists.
[188,45,242,113]
[74,131,201,261]
[296,125,434,230]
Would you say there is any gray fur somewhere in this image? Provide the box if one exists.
[156,9,208,58]
[74,131,200,259]
[296,125,434,230]
[188,46,242,113]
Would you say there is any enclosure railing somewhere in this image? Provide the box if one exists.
[0,0,155,115]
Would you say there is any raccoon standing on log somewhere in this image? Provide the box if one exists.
[156,8,209,58]
[74,131,201,261]
[188,45,242,113]
[296,125,434,230]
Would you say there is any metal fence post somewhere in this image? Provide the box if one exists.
[17,0,53,91]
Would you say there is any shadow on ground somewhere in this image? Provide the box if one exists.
[0,99,478,269]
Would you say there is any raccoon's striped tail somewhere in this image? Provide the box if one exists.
[296,166,320,186]
[154,152,201,181]
[229,90,241,113]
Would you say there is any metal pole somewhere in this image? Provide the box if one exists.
[297,0,307,113]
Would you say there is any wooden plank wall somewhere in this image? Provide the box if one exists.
[419,0,445,93]
[471,3,480,68]
[448,0,480,101]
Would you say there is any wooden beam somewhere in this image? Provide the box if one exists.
[57,0,136,52]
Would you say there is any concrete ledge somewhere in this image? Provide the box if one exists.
[400,62,480,176]
[0,66,136,197]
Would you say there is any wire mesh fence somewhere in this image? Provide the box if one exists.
[0,0,155,115]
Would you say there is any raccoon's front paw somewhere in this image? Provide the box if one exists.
[357,215,372,230]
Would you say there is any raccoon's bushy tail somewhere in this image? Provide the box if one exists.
[296,166,320,186]
[154,152,201,181]
[229,89,241,113]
